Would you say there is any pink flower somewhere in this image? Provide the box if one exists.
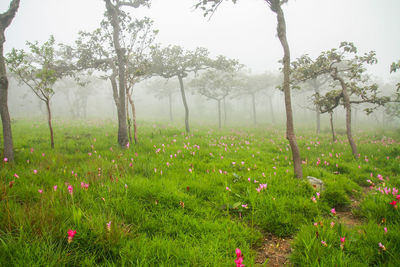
[3,157,8,162]
[235,248,242,258]
[389,200,397,206]
[14,173,19,178]
[321,240,327,247]
[241,204,248,208]
[311,196,317,203]
[330,208,336,216]
[38,189,43,194]
[378,242,386,250]
[80,182,89,190]
[330,221,335,228]
[33,169,38,174]
[106,221,112,232]
[384,227,387,233]
[67,229,77,243]
[68,185,73,195]
[226,187,230,191]
[124,184,128,189]
[53,185,57,191]
[378,174,383,181]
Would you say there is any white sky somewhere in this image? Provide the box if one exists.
[1,0,400,79]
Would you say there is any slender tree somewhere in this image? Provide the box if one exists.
[7,36,69,149]
[0,0,19,161]
[196,0,302,178]
[146,78,179,122]
[190,69,239,128]
[75,3,153,147]
[150,45,211,133]
[292,43,398,157]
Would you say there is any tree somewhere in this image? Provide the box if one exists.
[0,0,20,161]
[235,72,278,125]
[150,45,211,133]
[146,78,179,122]
[196,0,302,178]
[75,1,153,147]
[190,69,240,128]
[7,36,68,149]
[385,60,400,119]
[292,42,398,157]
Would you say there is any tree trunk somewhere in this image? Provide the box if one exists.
[251,93,256,125]
[268,95,275,124]
[126,95,133,145]
[329,111,336,142]
[0,0,20,161]
[178,75,190,133]
[274,3,302,178]
[168,92,173,122]
[105,0,128,148]
[217,99,222,129]
[223,96,227,126]
[127,91,138,144]
[332,69,358,157]
[45,99,54,149]
[316,108,321,135]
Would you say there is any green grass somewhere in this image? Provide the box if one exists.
[1,119,399,266]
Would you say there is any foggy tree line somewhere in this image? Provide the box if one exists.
[1,0,399,179]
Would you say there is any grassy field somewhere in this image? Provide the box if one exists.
[1,119,399,266]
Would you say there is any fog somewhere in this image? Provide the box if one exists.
[1,0,400,129]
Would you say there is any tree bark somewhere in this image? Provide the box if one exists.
[178,74,190,133]
[127,91,138,144]
[105,0,129,148]
[45,99,54,149]
[331,69,358,157]
[0,0,20,161]
[251,93,257,125]
[329,111,336,142]
[274,3,302,178]
[126,96,133,145]
[168,92,173,122]
[217,99,222,129]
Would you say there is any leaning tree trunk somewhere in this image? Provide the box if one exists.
[178,74,190,133]
[251,93,257,125]
[332,70,358,157]
[217,99,222,129]
[168,92,173,122]
[45,99,54,149]
[329,111,336,142]
[105,0,128,148]
[127,91,138,144]
[126,96,133,145]
[274,3,302,178]
[0,0,19,161]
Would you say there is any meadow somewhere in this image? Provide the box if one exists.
[1,119,399,266]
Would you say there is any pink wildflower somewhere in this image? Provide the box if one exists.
[106,221,112,232]
[38,189,43,194]
[53,185,57,191]
[331,208,336,216]
[68,185,73,195]
[67,229,77,243]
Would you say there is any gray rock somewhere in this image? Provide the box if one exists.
[307,176,325,191]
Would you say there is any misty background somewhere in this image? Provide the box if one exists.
[1,0,400,130]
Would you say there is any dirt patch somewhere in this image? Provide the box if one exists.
[255,233,293,266]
